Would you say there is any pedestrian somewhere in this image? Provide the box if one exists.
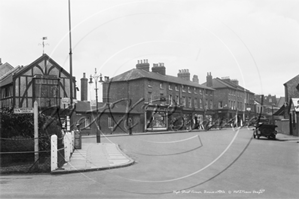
[128,118,133,135]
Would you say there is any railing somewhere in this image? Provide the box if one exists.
[51,130,75,171]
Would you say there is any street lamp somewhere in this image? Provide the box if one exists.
[89,68,103,143]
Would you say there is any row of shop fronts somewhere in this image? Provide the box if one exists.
[74,99,259,136]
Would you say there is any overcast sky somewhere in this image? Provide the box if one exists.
[0,0,298,100]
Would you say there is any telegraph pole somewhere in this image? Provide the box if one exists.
[68,0,73,106]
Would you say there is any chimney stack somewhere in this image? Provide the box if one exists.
[136,59,150,72]
[231,79,239,85]
[81,73,88,101]
[152,62,166,75]
[206,72,213,87]
[177,69,190,81]
[192,75,199,84]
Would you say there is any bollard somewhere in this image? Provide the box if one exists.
[51,135,57,171]
[74,129,82,149]
[64,132,71,162]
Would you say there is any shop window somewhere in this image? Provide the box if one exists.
[146,111,167,130]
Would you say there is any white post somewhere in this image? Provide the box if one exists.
[64,132,72,161]
[71,130,74,152]
[64,133,69,162]
[66,116,70,131]
[34,101,39,162]
[51,135,57,171]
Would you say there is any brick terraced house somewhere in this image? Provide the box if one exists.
[102,60,215,132]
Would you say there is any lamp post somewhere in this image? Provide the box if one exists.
[271,103,274,124]
[89,68,103,143]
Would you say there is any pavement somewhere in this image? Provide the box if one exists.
[51,142,134,174]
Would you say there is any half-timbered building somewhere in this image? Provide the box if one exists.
[0,54,76,112]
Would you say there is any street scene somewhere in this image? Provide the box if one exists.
[0,128,299,198]
[0,0,299,199]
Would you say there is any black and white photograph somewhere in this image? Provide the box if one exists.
[0,0,299,198]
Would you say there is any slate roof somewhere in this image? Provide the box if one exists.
[0,66,22,87]
[0,62,14,78]
[284,75,299,85]
[110,68,214,90]
[276,97,285,107]
[201,78,253,93]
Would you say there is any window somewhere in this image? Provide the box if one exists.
[194,98,198,108]
[199,89,202,95]
[34,78,59,107]
[210,100,213,109]
[199,99,203,108]
[169,95,173,105]
[148,92,152,103]
[168,84,172,90]
[160,82,163,89]
[148,80,152,87]
[188,87,191,93]
[194,88,197,94]
[205,99,208,109]
[176,95,179,105]
[175,85,179,91]
[188,97,192,108]
[182,96,186,107]
[182,85,185,92]
[219,101,223,108]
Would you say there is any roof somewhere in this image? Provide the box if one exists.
[276,97,285,107]
[0,53,73,87]
[110,68,214,90]
[0,62,14,78]
[0,66,22,87]
[284,75,299,85]
[273,105,285,116]
[76,101,141,114]
[201,78,253,93]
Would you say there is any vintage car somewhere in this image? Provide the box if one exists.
[253,122,277,140]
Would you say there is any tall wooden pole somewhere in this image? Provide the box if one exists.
[34,101,39,162]
[68,0,73,106]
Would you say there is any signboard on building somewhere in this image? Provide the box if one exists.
[90,100,96,107]
[14,108,33,114]
[61,98,70,105]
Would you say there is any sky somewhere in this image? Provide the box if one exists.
[0,0,299,101]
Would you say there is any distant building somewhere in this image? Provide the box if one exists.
[254,94,280,121]
[274,75,299,136]
[284,75,299,105]
[0,54,77,112]
[201,73,255,121]
[101,60,215,132]
[0,59,14,78]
